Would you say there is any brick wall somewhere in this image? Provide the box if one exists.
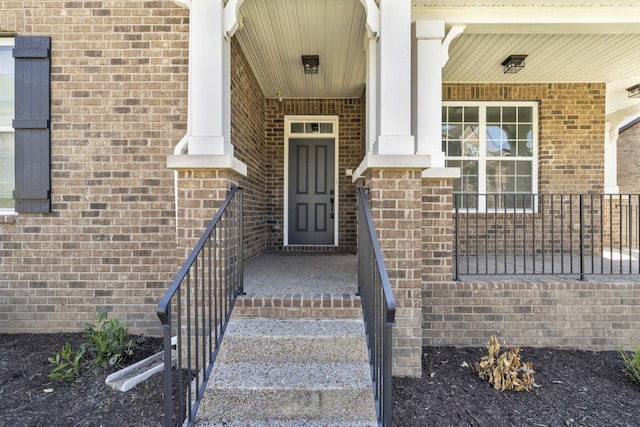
[422,178,454,281]
[423,280,640,350]
[367,169,424,377]
[230,37,266,260]
[0,2,190,333]
[263,98,364,252]
[617,120,640,194]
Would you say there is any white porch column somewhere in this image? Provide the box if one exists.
[188,0,232,156]
[375,0,414,155]
[604,121,620,194]
[365,35,377,154]
[413,20,445,167]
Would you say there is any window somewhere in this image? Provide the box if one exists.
[0,37,14,211]
[443,101,538,210]
[290,121,333,134]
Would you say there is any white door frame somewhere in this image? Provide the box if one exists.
[284,115,340,247]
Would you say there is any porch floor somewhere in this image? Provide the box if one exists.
[235,253,362,318]
[455,248,640,282]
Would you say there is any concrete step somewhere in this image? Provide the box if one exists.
[195,317,377,426]
[216,318,369,363]
[200,361,377,422]
[194,420,376,427]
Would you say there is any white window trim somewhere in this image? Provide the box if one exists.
[444,100,539,212]
[0,36,15,213]
[283,115,340,247]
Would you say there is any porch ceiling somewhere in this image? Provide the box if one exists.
[234,0,367,100]
[233,0,640,120]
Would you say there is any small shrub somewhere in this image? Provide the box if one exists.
[619,344,640,385]
[48,342,85,382]
[473,335,535,392]
[83,310,134,367]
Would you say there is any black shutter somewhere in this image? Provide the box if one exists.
[12,36,51,213]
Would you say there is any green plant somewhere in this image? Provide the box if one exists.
[83,310,134,367]
[48,342,85,381]
[619,344,640,385]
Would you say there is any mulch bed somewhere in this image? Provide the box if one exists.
[2,333,639,426]
[0,333,168,427]
[394,346,640,427]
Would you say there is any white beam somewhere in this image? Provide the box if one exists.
[359,0,380,37]
[604,121,620,194]
[606,104,640,124]
[172,0,190,9]
[413,7,640,26]
[441,25,464,67]
[223,0,244,39]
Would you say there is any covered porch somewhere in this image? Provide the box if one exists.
[164,0,640,385]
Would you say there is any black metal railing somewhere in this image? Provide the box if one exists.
[357,187,396,427]
[157,186,244,427]
[454,193,640,280]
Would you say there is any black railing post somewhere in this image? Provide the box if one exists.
[382,319,393,426]
[239,189,245,295]
[453,193,459,281]
[579,194,584,281]
[159,310,172,427]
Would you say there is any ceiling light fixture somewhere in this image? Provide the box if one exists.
[302,55,319,74]
[501,54,527,74]
[626,84,640,98]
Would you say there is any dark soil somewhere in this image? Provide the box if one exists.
[394,346,640,427]
[2,333,640,426]
[0,333,168,427]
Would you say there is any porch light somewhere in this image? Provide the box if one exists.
[302,55,319,74]
[501,55,527,74]
[626,84,640,98]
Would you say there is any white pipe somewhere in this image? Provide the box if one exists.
[173,135,188,237]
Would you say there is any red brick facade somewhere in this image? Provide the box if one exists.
[1,2,189,333]
[1,4,637,359]
[618,120,640,194]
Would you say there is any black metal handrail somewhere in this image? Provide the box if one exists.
[454,193,640,280]
[357,187,396,427]
[157,186,244,427]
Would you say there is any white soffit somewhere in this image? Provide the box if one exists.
[412,1,640,7]
[443,32,640,83]
[234,0,367,99]
[412,1,640,116]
